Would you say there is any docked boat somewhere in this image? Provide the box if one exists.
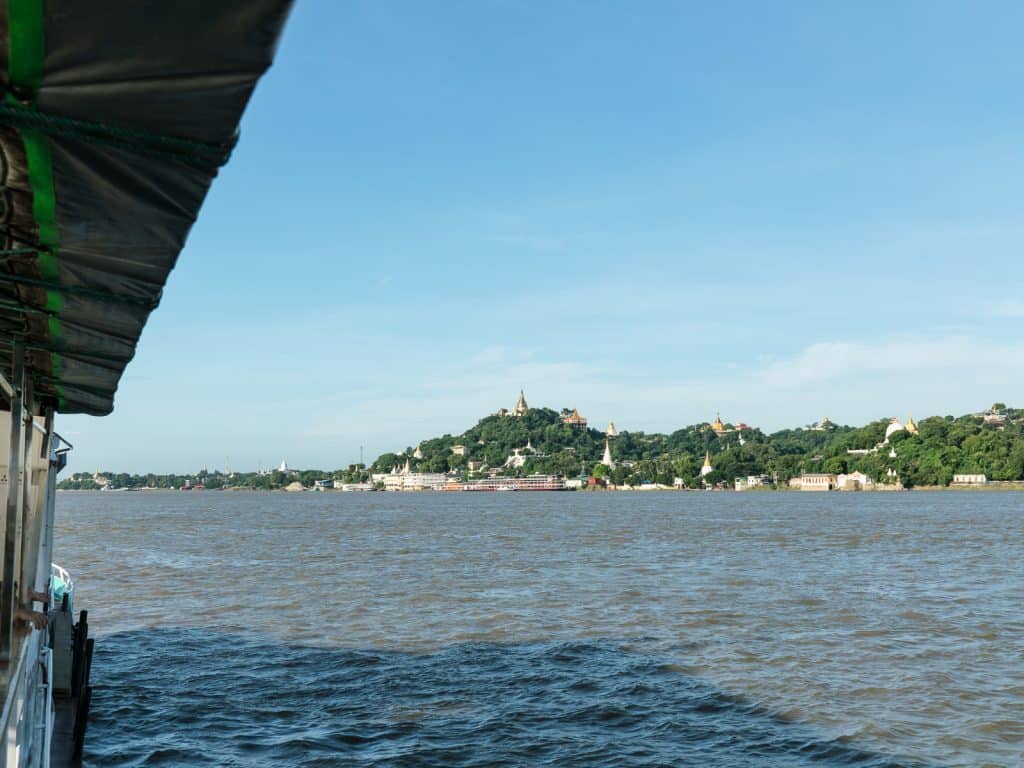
[0,1,292,764]
[463,474,569,491]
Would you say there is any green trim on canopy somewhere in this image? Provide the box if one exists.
[7,0,65,408]
[7,0,43,92]
[0,0,291,414]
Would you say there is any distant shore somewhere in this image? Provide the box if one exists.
[57,484,1024,493]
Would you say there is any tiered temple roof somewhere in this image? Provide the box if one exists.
[563,408,588,428]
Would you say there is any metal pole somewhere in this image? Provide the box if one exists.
[19,379,34,606]
[39,411,57,606]
[0,340,25,659]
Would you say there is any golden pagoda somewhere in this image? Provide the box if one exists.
[710,412,726,433]
[513,389,529,416]
[905,414,918,435]
[700,449,714,476]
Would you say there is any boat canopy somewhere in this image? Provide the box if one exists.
[0,1,292,414]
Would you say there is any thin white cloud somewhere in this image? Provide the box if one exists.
[987,299,1024,319]
[65,333,1024,472]
[754,336,1010,389]
[302,333,1022,452]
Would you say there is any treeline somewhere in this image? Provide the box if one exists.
[57,465,371,491]
[60,405,1024,491]
[371,405,1024,488]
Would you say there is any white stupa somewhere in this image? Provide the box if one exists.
[700,450,714,477]
[884,418,905,442]
[601,439,615,469]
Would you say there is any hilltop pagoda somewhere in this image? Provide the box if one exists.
[563,408,588,429]
[513,389,529,416]
[709,412,731,434]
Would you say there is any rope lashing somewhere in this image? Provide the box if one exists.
[0,100,236,172]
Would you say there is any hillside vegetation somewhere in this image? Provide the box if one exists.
[371,405,1024,489]
[58,405,1024,490]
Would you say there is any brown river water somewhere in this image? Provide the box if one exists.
[55,490,1022,767]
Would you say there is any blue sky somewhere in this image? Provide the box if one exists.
[63,0,1024,473]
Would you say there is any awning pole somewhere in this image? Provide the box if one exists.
[36,408,56,599]
[0,340,25,659]
[19,379,35,605]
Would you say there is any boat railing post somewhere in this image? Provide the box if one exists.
[23,427,50,612]
[0,340,25,660]
[35,409,56,603]
[19,378,35,607]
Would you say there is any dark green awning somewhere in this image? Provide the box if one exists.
[0,0,292,414]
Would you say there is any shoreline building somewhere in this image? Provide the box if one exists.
[797,473,837,491]
[383,472,449,491]
[836,471,875,491]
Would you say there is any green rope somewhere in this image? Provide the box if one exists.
[0,336,133,364]
[0,271,158,308]
[0,100,236,172]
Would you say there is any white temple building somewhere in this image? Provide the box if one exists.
[884,415,919,443]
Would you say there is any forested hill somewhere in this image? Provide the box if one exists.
[58,404,1024,490]
[372,404,1024,488]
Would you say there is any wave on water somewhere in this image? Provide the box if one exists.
[85,629,934,768]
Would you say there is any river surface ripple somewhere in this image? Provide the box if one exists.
[56,491,1023,767]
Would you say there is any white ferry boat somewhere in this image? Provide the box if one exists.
[463,474,569,492]
[0,2,292,764]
